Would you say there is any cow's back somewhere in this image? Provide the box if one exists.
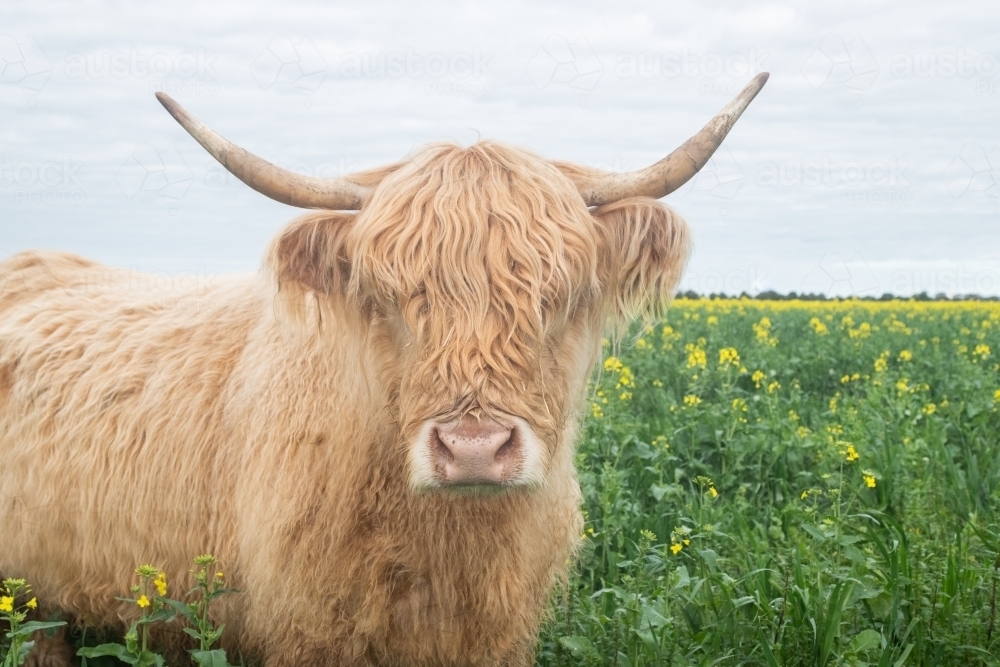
[0,250,259,624]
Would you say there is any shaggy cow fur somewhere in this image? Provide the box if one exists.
[0,141,689,666]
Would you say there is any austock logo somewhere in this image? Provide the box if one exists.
[1,157,84,205]
[801,35,878,105]
[755,156,911,206]
[337,46,496,96]
[526,35,603,100]
[943,143,998,209]
[64,48,220,97]
[685,147,744,214]
[801,252,880,297]
[251,36,327,94]
[116,144,193,207]
[614,49,768,97]
[679,265,770,295]
[0,34,51,98]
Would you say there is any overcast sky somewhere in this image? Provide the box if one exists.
[2,0,998,296]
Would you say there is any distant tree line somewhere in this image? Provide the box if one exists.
[677,291,1000,302]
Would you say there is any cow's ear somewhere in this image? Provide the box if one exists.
[269,211,355,296]
[592,198,691,327]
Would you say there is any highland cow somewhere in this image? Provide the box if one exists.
[0,73,767,666]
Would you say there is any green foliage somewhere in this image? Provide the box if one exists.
[77,555,239,667]
[0,578,66,667]
[538,299,1000,666]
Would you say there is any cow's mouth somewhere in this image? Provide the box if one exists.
[408,415,546,491]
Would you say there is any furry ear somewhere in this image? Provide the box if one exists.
[592,197,691,328]
[268,211,356,296]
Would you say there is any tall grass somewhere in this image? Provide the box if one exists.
[538,299,1000,667]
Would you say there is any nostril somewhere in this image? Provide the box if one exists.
[493,429,518,463]
[431,428,455,463]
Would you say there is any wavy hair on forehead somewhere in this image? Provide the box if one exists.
[346,141,601,341]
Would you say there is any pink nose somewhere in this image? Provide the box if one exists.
[431,416,518,485]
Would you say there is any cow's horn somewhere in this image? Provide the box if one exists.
[576,72,769,206]
[155,93,371,210]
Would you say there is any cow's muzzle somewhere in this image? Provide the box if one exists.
[409,415,545,490]
[431,416,518,485]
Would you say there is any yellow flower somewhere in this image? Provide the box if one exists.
[670,543,683,555]
[26,597,37,610]
[753,317,777,345]
[603,356,623,373]
[216,572,224,578]
[685,343,707,369]
[718,346,740,367]
[922,403,936,415]
[863,473,877,488]
[874,357,888,372]
[994,389,1000,402]
[898,350,912,362]
[707,315,718,325]
[767,381,781,394]
[683,394,702,407]
[154,573,167,596]
[845,445,859,462]
[0,596,13,612]
[751,370,766,388]
[708,487,718,498]
[809,317,829,335]
[136,595,150,609]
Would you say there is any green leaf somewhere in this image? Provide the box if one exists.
[162,598,197,623]
[140,608,176,624]
[78,643,139,665]
[16,641,35,665]
[892,643,914,667]
[192,649,231,667]
[756,628,780,667]
[7,620,66,638]
[801,523,829,542]
[819,581,853,667]
[206,587,240,600]
[557,636,594,658]
[639,604,670,630]
[850,628,882,653]
[135,650,165,667]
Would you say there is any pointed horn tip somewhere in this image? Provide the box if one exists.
[154,91,173,109]
[743,72,769,97]
[155,92,189,124]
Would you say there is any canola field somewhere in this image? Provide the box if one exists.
[538,299,1000,667]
